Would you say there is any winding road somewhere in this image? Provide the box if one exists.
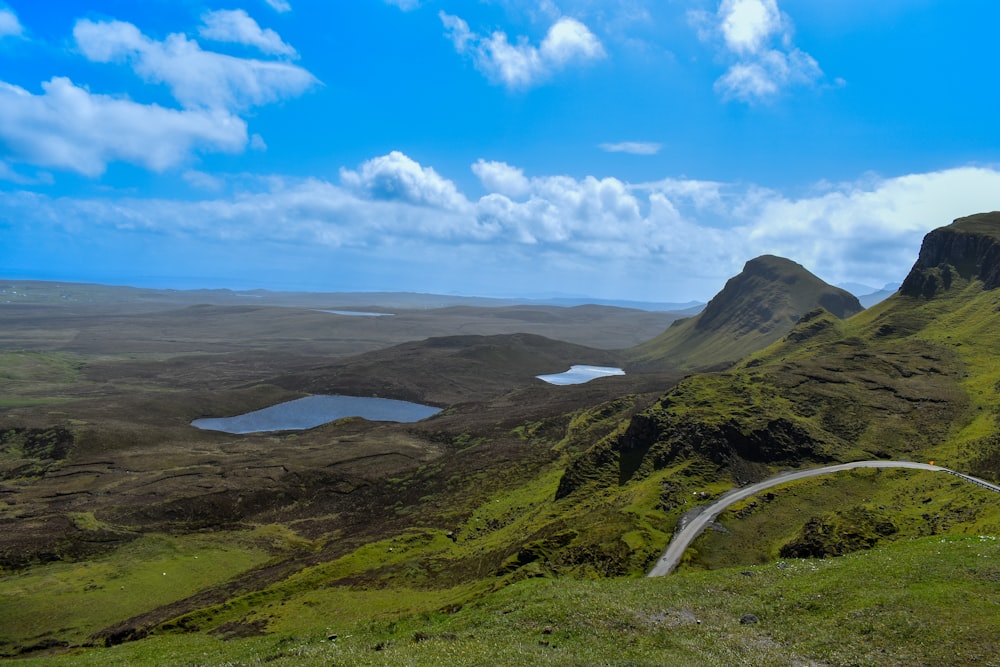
[647,460,1000,577]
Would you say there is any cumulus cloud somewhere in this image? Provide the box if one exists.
[693,0,822,103]
[199,9,297,58]
[718,0,783,54]
[0,7,22,39]
[599,141,662,155]
[477,173,646,248]
[0,77,247,176]
[74,18,317,111]
[472,159,531,199]
[440,12,605,89]
[341,151,472,212]
[5,149,998,299]
[733,167,1000,282]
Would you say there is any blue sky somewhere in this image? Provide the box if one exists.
[1,0,999,302]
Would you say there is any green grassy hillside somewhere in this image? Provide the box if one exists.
[560,214,1000,552]
[15,534,999,666]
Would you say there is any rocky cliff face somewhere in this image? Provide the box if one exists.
[900,212,1000,297]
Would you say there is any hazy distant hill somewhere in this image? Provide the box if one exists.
[628,254,863,370]
[0,279,696,313]
[857,282,901,307]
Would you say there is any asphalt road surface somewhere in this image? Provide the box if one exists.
[647,461,1000,577]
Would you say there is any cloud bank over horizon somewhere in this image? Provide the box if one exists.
[1,1,998,301]
[5,148,998,300]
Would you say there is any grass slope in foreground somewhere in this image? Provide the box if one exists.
[16,534,999,666]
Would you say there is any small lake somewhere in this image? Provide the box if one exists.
[192,395,442,434]
[536,365,626,385]
[316,310,393,317]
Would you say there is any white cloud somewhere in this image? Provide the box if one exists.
[384,0,420,10]
[694,0,823,103]
[0,7,22,39]
[599,141,662,155]
[0,77,247,177]
[474,169,647,249]
[183,169,225,191]
[441,12,605,89]
[719,0,783,55]
[341,151,472,212]
[542,16,606,66]
[74,18,317,111]
[264,0,292,12]
[714,47,819,102]
[5,149,999,300]
[199,9,297,58]
[472,159,531,198]
[734,167,1000,283]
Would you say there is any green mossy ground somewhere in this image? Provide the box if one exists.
[16,535,999,666]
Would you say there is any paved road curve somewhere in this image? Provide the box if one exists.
[647,460,1000,577]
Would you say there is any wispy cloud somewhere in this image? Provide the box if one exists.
[74,18,317,111]
[199,9,298,58]
[440,12,605,89]
[0,7,22,39]
[691,0,822,103]
[263,0,292,13]
[0,160,52,185]
[599,141,662,155]
[384,0,421,10]
[183,169,226,192]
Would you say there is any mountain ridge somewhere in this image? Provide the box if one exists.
[629,254,863,370]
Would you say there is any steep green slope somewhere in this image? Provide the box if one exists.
[562,213,1000,524]
[629,255,863,370]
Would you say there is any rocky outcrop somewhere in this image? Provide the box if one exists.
[555,404,835,499]
[900,212,1000,297]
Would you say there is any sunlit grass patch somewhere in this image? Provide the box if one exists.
[29,534,993,667]
[0,532,271,652]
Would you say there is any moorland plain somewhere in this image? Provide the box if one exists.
[0,283,687,658]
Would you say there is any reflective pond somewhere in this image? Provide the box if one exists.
[316,310,393,317]
[192,395,442,434]
[536,365,626,385]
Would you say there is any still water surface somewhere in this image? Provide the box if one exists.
[536,365,626,385]
[192,395,441,434]
[316,310,393,317]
